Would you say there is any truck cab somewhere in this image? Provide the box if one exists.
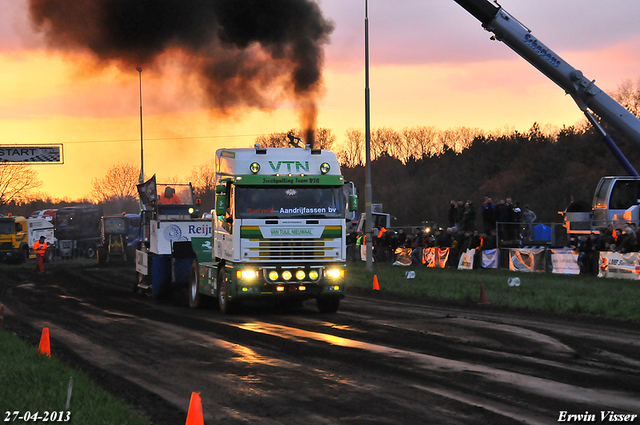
[97,214,140,265]
[135,180,210,297]
[0,215,29,263]
[188,146,356,314]
[0,215,54,263]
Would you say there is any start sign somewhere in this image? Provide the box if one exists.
[0,145,63,163]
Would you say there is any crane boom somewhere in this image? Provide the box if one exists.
[454,0,640,176]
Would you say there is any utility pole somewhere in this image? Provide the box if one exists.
[364,0,373,271]
[137,67,144,184]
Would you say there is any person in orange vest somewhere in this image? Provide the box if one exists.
[158,186,183,204]
[33,236,48,273]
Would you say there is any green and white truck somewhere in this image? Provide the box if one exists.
[190,145,357,313]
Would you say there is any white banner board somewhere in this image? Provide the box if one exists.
[0,145,63,163]
[550,248,580,275]
[598,252,640,280]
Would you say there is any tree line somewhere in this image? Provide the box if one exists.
[3,79,640,224]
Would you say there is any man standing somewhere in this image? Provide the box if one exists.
[33,236,48,273]
[481,196,495,235]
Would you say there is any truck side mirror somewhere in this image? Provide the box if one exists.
[216,193,228,216]
[348,195,358,212]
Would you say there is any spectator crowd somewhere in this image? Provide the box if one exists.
[351,195,537,268]
[349,195,640,277]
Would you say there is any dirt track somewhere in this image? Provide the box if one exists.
[2,262,640,424]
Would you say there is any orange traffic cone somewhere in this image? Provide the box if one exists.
[478,284,489,305]
[39,328,51,356]
[373,275,380,291]
[185,392,204,425]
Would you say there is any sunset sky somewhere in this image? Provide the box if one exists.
[2,0,640,201]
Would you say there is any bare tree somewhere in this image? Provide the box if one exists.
[188,159,216,194]
[337,128,364,167]
[440,127,483,153]
[0,163,42,207]
[315,127,336,151]
[402,126,442,160]
[371,127,402,160]
[611,78,640,118]
[253,129,297,148]
[188,159,216,213]
[91,163,139,208]
[254,128,334,149]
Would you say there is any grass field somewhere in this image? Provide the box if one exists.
[345,262,640,322]
[0,330,150,425]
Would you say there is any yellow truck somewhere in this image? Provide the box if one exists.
[0,215,55,263]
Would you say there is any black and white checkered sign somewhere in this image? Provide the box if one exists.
[0,145,63,163]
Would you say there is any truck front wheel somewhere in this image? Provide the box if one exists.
[217,267,234,314]
[317,296,340,313]
[188,260,202,308]
[19,245,29,264]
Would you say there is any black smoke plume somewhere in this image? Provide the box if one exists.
[28,0,334,147]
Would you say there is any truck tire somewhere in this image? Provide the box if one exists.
[188,260,202,308]
[217,266,235,314]
[19,245,29,264]
[97,246,107,266]
[316,296,340,313]
[134,271,148,294]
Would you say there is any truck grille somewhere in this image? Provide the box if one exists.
[241,226,342,261]
[251,239,333,260]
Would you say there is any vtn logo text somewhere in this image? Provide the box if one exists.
[268,161,309,173]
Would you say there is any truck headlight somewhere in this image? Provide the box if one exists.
[325,268,344,278]
[282,270,292,281]
[320,162,331,174]
[250,162,261,174]
[237,269,259,279]
[295,270,306,280]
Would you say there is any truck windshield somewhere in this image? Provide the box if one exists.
[56,211,76,227]
[0,220,14,234]
[103,217,126,234]
[156,184,193,205]
[609,180,640,210]
[235,186,344,219]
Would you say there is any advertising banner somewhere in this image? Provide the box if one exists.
[482,249,498,269]
[458,249,475,270]
[150,220,212,257]
[550,248,580,275]
[509,247,546,272]
[393,247,412,266]
[422,247,449,268]
[598,251,640,280]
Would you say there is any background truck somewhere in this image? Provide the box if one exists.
[191,145,357,313]
[55,205,103,258]
[454,0,640,234]
[0,215,54,263]
[135,179,210,299]
[97,213,141,265]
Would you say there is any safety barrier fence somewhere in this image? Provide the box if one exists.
[352,221,640,279]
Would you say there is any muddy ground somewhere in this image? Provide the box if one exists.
[2,262,640,424]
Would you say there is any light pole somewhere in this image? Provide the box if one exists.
[364,0,373,271]
[136,67,144,184]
